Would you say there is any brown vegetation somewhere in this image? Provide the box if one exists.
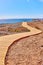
[8,27,30,33]
[27,21,43,31]
[0,22,30,36]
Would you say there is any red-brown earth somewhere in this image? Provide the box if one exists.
[5,21,43,65]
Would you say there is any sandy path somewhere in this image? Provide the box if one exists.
[22,22,42,33]
[0,22,42,65]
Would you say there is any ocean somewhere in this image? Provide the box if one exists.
[0,19,33,24]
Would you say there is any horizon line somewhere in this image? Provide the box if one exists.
[0,16,43,19]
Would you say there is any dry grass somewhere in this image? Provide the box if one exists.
[0,23,30,36]
[8,27,30,33]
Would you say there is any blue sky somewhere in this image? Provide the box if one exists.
[0,0,43,19]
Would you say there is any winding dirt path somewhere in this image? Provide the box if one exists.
[0,22,42,65]
[22,22,42,33]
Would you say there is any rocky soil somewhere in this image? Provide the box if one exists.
[5,21,43,65]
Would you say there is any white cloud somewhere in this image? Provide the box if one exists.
[0,15,29,19]
[0,15,43,19]
[0,16,19,19]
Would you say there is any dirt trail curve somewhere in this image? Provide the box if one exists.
[22,22,42,33]
[0,22,42,65]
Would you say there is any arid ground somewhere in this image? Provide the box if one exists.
[5,21,43,65]
[5,32,43,65]
[0,21,43,65]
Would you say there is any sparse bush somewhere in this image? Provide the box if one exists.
[8,27,30,33]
